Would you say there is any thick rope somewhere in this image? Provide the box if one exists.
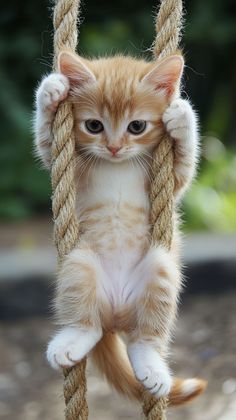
[153,0,183,59]
[141,0,183,419]
[51,0,88,418]
[143,393,168,420]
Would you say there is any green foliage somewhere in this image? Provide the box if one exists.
[184,139,236,231]
[0,0,235,231]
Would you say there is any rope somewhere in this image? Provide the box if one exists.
[143,393,168,420]
[51,0,88,418]
[50,0,183,418]
[141,0,183,418]
[153,0,183,59]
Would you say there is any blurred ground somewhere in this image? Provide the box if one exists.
[0,293,236,420]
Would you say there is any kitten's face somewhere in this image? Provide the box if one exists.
[59,53,183,163]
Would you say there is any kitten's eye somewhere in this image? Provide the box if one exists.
[128,120,146,135]
[85,119,104,134]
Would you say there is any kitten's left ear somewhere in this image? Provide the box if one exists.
[142,55,184,99]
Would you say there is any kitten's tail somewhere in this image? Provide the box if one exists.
[91,332,207,406]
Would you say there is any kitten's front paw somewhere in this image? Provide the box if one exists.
[163,98,196,142]
[128,342,172,397]
[47,326,102,370]
[36,73,70,114]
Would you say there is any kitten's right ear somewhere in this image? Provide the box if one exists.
[58,51,96,86]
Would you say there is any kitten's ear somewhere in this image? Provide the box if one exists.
[142,55,184,99]
[58,51,96,86]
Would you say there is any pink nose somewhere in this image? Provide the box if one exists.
[106,146,122,156]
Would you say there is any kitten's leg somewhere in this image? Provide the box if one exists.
[34,73,69,168]
[162,98,199,200]
[127,246,180,397]
[47,247,105,370]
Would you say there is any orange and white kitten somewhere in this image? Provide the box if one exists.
[34,52,205,405]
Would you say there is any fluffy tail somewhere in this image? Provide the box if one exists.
[91,332,207,406]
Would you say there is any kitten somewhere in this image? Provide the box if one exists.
[34,51,205,404]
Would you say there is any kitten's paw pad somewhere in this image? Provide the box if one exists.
[135,364,172,397]
[163,98,195,140]
[46,327,102,370]
[37,73,70,113]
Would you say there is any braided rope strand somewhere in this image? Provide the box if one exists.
[149,135,174,250]
[51,0,88,418]
[63,361,88,420]
[153,0,183,59]
[143,393,168,420]
[142,0,183,418]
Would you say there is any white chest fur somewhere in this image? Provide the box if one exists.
[77,161,149,212]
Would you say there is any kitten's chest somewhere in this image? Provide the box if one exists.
[76,161,150,254]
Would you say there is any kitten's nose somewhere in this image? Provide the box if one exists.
[106,146,122,156]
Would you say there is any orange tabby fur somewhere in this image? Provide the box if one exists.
[35,51,206,405]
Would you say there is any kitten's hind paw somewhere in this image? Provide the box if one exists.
[128,341,172,398]
[135,363,172,397]
[47,326,102,370]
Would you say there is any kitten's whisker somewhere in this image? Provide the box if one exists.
[129,157,136,172]
[141,150,154,160]
[86,155,100,189]
[76,153,95,181]
[140,154,154,172]
[91,155,100,179]
[83,156,95,189]
[135,155,152,183]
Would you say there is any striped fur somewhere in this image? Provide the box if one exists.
[34,52,204,403]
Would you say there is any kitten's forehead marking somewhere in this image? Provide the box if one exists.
[103,107,129,144]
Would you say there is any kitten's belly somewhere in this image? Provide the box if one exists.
[80,201,150,260]
[76,161,150,310]
[81,203,150,309]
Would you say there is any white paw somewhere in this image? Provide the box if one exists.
[163,98,196,141]
[128,342,172,397]
[37,73,70,113]
[135,362,172,397]
[46,326,102,370]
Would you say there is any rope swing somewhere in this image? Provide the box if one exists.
[51,0,183,418]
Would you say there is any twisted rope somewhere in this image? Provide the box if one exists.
[50,0,183,418]
[153,0,183,59]
[63,361,88,419]
[51,0,88,418]
[142,0,183,418]
[143,393,168,420]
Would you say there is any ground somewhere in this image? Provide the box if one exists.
[0,293,235,420]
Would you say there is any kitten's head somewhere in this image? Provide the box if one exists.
[59,52,184,163]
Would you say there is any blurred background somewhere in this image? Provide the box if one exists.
[0,0,236,419]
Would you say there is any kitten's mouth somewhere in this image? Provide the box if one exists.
[111,154,121,159]
[107,154,123,161]
[103,153,127,163]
